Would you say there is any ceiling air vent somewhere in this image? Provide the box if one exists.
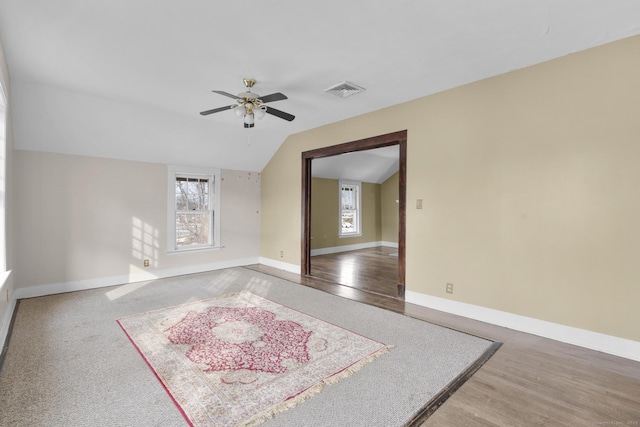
[324,81,366,98]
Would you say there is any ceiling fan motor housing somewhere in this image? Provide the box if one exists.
[238,91,259,101]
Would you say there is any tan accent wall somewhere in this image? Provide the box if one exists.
[381,172,399,243]
[261,34,640,341]
[310,178,381,250]
[13,151,261,289]
[310,178,338,250]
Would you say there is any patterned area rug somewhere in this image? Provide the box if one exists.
[117,291,391,427]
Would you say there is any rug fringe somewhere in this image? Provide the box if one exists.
[239,344,393,427]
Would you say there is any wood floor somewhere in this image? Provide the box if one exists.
[310,247,399,298]
[245,264,640,426]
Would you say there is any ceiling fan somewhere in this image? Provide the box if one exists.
[200,78,295,128]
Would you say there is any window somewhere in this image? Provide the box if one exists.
[0,80,6,272]
[167,165,221,252]
[339,180,361,237]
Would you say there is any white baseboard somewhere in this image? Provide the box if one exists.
[310,241,397,256]
[381,241,399,248]
[13,257,261,300]
[0,270,15,357]
[0,296,17,355]
[406,291,640,362]
[258,257,301,274]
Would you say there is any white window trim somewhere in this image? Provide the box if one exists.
[167,165,221,253]
[338,179,362,238]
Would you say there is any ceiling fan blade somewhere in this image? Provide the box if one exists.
[265,106,295,121]
[200,105,235,116]
[212,90,240,99]
[258,92,288,103]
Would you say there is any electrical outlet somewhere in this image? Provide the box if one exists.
[416,199,423,209]
[446,283,454,294]
[280,251,284,258]
[144,259,150,267]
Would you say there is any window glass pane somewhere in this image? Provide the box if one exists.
[186,179,198,210]
[199,180,209,210]
[176,212,210,246]
[176,177,210,211]
[175,180,188,210]
[341,210,356,233]
[341,186,355,209]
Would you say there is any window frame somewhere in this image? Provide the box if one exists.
[167,165,221,253]
[338,180,362,238]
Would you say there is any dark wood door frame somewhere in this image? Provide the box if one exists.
[301,130,407,298]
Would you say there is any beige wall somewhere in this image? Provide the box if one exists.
[310,178,381,250]
[261,34,640,341]
[14,151,261,289]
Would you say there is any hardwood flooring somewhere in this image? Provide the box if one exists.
[310,247,399,298]
[245,264,640,426]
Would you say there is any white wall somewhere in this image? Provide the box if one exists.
[13,150,261,296]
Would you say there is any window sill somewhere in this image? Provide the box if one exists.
[167,246,223,255]
[339,233,362,238]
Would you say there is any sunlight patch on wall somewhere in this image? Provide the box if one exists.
[132,217,159,267]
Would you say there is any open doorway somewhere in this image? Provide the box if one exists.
[301,130,407,298]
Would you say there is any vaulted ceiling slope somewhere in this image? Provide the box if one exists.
[1,1,640,171]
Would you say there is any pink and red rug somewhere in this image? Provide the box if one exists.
[117,291,391,427]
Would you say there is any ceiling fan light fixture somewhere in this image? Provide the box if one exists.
[324,81,366,98]
[244,114,255,125]
[254,107,266,120]
[234,105,246,117]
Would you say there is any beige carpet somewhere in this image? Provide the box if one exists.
[0,267,497,426]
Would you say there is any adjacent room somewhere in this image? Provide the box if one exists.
[1,1,639,426]
[309,145,401,297]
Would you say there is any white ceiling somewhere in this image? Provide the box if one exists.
[1,1,640,171]
[312,146,399,184]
